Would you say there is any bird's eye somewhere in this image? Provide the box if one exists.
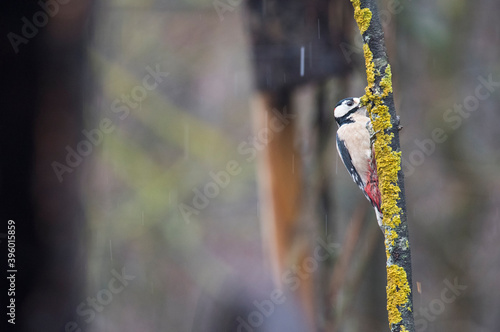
[347,100,354,107]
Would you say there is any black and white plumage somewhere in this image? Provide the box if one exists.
[334,97,383,226]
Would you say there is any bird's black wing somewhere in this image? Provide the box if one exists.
[336,135,365,192]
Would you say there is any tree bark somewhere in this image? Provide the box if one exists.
[349,1,415,331]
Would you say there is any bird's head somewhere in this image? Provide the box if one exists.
[334,97,365,125]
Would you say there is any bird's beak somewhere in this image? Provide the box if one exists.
[353,97,361,104]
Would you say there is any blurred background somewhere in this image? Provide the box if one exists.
[2,0,500,331]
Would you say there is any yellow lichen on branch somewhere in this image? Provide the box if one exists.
[386,265,411,325]
[380,65,393,96]
[351,0,372,34]
[359,44,402,236]
[362,44,375,93]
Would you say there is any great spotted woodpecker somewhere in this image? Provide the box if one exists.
[334,97,383,227]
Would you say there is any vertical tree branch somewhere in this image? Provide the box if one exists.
[349,1,415,331]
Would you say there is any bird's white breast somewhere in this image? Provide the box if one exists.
[337,114,372,184]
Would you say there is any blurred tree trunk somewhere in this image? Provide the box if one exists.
[1,2,92,331]
[246,0,352,329]
[252,90,315,325]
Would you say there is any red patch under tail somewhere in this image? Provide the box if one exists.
[364,157,381,212]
